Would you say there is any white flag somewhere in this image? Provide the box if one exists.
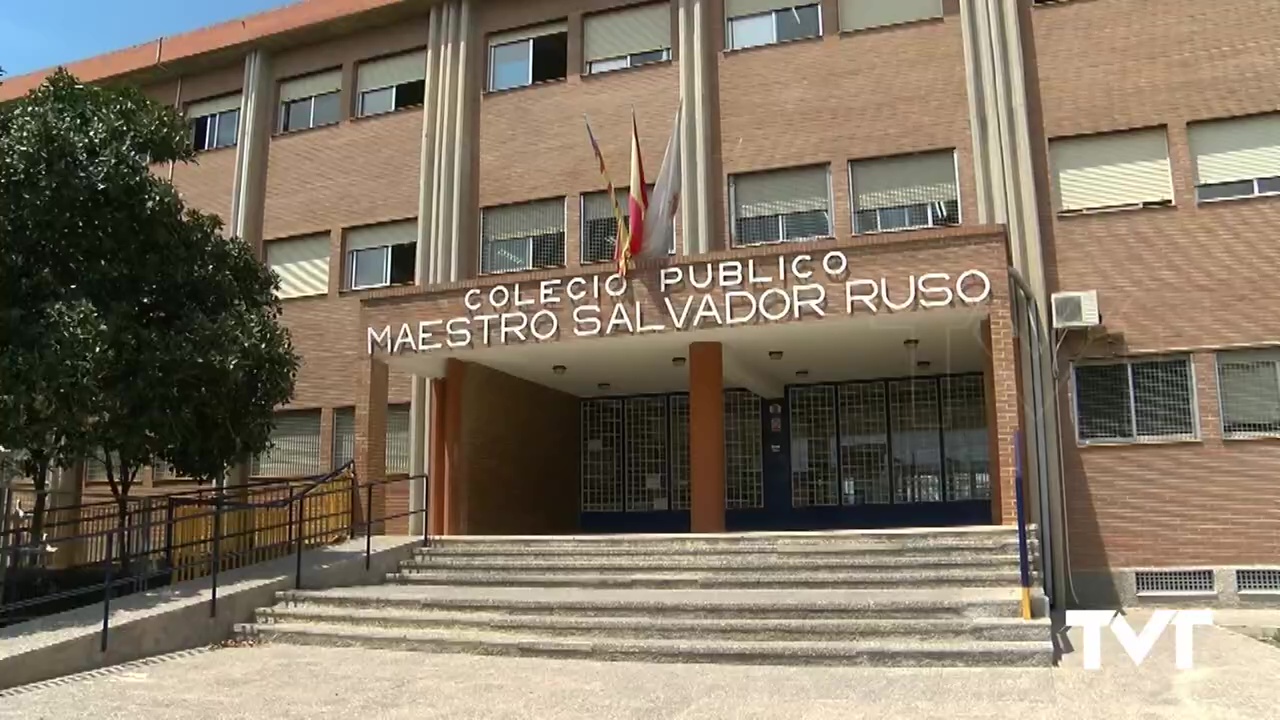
[639,103,682,261]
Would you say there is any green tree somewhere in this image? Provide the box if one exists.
[0,70,299,568]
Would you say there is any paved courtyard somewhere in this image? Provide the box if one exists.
[2,618,1277,719]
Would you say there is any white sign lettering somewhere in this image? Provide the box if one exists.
[1066,609,1213,670]
[366,252,994,355]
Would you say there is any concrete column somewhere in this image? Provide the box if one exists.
[427,377,448,535]
[408,375,429,535]
[677,0,698,255]
[442,358,468,534]
[689,342,725,533]
[447,0,474,283]
[230,49,273,256]
[416,4,443,285]
[356,358,389,532]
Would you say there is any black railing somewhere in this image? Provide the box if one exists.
[0,468,429,651]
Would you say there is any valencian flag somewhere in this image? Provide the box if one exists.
[616,113,648,277]
[583,115,630,272]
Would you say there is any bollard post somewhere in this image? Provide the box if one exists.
[101,530,115,653]
[294,491,305,590]
[365,482,373,572]
[210,493,222,618]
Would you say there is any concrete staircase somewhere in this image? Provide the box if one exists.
[237,527,1053,667]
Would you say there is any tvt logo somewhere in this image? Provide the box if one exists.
[1066,610,1214,670]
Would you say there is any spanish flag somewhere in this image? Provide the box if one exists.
[617,113,648,277]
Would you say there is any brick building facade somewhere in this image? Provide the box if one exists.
[4,0,1278,608]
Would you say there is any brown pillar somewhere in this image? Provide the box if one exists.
[427,377,448,535]
[356,357,389,532]
[689,342,726,533]
[442,358,468,534]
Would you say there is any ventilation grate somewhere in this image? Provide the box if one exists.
[1237,569,1280,593]
[1134,569,1215,595]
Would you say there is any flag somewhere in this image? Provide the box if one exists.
[639,103,682,261]
[584,115,629,270]
[617,112,648,277]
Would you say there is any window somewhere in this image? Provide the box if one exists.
[344,220,417,290]
[839,0,942,31]
[267,233,331,299]
[1216,349,1280,438]
[333,405,415,472]
[580,185,664,264]
[1049,128,1174,213]
[488,22,569,91]
[1189,114,1280,202]
[480,199,566,274]
[85,450,121,483]
[252,410,323,478]
[356,51,427,117]
[725,2,821,50]
[851,151,960,233]
[279,70,342,133]
[187,94,241,151]
[729,165,831,246]
[1073,358,1197,444]
[333,408,355,469]
[584,4,672,74]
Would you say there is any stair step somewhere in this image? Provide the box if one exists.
[418,540,1033,556]
[404,554,1023,571]
[236,622,1053,667]
[254,605,1050,642]
[388,569,1025,589]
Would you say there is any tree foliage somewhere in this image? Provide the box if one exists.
[0,70,299,550]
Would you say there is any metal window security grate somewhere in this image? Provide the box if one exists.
[1074,363,1133,440]
[731,165,831,247]
[1135,569,1215,595]
[725,390,764,509]
[253,410,323,477]
[1217,351,1280,438]
[838,381,892,505]
[850,151,959,234]
[333,407,355,468]
[940,375,991,501]
[1132,359,1196,438]
[669,395,691,510]
[386,404,411,474]
[581,190,627,264]
[624,397,669,511]
[1237,569,1280,593]
[480,198,565,274]
[581,399,624,512]
[888,378,944,503]
[1075,358,1196,443]
[789,385,840,507]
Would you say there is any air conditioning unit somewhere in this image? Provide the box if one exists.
[1051,290,1101,330]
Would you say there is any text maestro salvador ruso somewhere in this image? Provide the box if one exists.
[367,251,994,354]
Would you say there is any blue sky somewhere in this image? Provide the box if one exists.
[1,1,298,76]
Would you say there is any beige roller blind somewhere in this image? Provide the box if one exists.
[1189,114,1280,186]
[267,234,331,299]
[357,50,427,93]
[583,189,629,221]
[1050,129,1173,212]
[725,0,795,18]
[851,151,957,211]
[346,220,417,252]
[280,69,342,103]
[838,0,942,32]
[584,4,671,62]
[186,93,241,118]
[733,166,830,218]
[252,410,323,478]
[332,408,355,469]
[386,404,410,474]
[482,199,565,242]
[489,20,569,48]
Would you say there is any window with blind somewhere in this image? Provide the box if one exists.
[356,50,427,117]
[1049,128,1174,213]
[1217,349,1280,438]
[489,22,569,91]
[730,165,831,246]
[850,151,959,233]
[345,220,416,290]
[279,69,342,133]
[267,233,331,299]
[1073,358,1197,444]
[332,405,413,471]
[252,410,323,478]
[726,1,821,50]
[584,3,672,74]
[580,185,663,264]
[85,450,121,484]
[187,94,241,152]
[838,0,942,32]
[481,199,566,273]
[333,408,355,469]
[1189,114,1280,202]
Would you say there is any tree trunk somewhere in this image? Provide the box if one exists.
[25,460,50,568]
[114,492,133,577]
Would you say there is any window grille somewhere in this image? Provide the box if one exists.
[581,399,624,511]
[333,407,355,469]
[481,199,566,274]
[888,378,943,503]
[730,165,831,247]
[253,410,323,478]
[1134,569,1215,595]
[838,381,891,505]
[725,390,764,509]
[1216,350,1280,438]
[1237,569,1280,593]
[789,385,839,507]
[850,151,959,234]
[669,395,691,510]
[1074,357,1196,444]
[940,375,991,501]
[386,404,410,474]
[624,397,669,511]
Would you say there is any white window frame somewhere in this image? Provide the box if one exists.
[280,91,339,133]
[727,166,834,247]
[347,243,413,290]
[587,48,672,75]
[488,26,568,92]
[357,84,402,117]
[848,152,962,235]
[1196,176,1280,204]
[726,3,823,51]
[194,108,239,151]
[1215,349,1280,439]
[1071,357,1200,446]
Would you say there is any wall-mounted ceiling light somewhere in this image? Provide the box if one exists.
[916,360,931,370]
[903,339,920,348]
[552,365,567,375]
[795,370,810,379]
[769,351,784,360]
[597,382,611,391]
[672,357,687,367]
